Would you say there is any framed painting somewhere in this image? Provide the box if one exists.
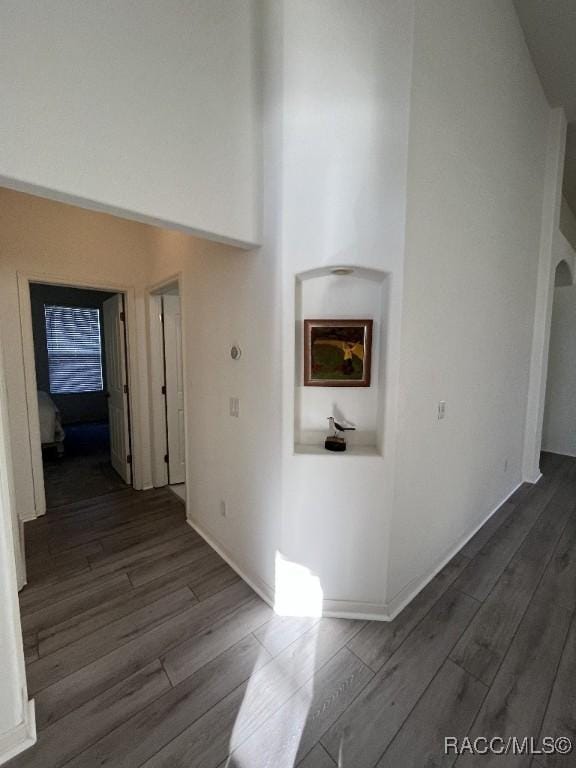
[303,319,373,387]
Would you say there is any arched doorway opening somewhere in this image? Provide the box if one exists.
[541,259,576,458]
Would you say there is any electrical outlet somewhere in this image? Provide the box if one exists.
[438,401,446,420]
[220,500,227,517]
[229,397,240,418]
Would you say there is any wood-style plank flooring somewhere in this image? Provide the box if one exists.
[10,453,576,767]
[42,423,127,508]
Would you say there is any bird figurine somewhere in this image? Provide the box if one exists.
[325,416,355,452]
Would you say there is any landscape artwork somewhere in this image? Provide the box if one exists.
[304,319,373,387]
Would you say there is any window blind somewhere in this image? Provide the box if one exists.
[45,305,104,394]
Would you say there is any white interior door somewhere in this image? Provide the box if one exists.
[163,295,186,484]
[102,294,131,484]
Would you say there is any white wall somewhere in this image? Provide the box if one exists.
[560,197,576,249]
[295,272,387,448]
[387,0,551,606]
[0,188,161,519]
[134,0,416,616]
[542,281,576,456]
[145,229,283,596]
[277,0,415,613]
[0,1,560,631]
[0,186,282,614]
[0,184,280,564]
[0,341,34,764]
[0,0,260,246]
[522,110,567,483]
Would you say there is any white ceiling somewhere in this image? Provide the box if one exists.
[514,0,576,210]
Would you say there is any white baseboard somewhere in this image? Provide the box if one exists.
[186,517,276,610]
[326,477,527,621]
[321,598,390,621]
[187,517,391,621]
[524,471,543,484]
[188,478,526,624]
[18,507,39,523]
[0,699,36,766]
[383,479,524,620]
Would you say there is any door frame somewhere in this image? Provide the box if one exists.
[17,271,141,517]
[102,292,134,486]
[146,273,189,506]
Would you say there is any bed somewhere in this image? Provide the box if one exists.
[37,391,65,456]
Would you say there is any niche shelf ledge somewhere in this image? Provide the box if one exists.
[294,443,382,457]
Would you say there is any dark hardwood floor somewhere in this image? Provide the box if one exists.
[42,423,127,508]
[9,453,576,767]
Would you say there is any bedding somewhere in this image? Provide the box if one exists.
[37,391,65,450]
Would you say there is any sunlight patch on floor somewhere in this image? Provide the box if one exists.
[224,554,324,766]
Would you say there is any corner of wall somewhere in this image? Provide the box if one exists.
[17,506,39,523]
[0,698,35,767]
[522,107,568,482]
[186,516,276,610]
[384,478,524,621]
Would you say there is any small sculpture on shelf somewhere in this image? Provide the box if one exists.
[325,416,355,452]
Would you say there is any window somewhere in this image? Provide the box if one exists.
[45,305,104,394]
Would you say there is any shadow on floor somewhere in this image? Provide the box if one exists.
[42,421,128,508]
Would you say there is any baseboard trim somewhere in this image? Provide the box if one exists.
[186,517,276,610]
[18,507,39,523]
[0,699,35,766]
[524,471,543,485]
[186,518,391,621]
[188,479,526,624]
[321,598,390,621]
[384,479,524,621]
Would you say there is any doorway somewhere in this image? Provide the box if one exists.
[24,280,135,511]
[148,277,187,502]
[541,259,576,458]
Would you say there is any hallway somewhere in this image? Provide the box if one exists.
[11,453,576,767]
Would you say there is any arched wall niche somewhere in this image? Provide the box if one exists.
[554,257,574,287]
[542,256,576,456]
[294,265,390,455]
